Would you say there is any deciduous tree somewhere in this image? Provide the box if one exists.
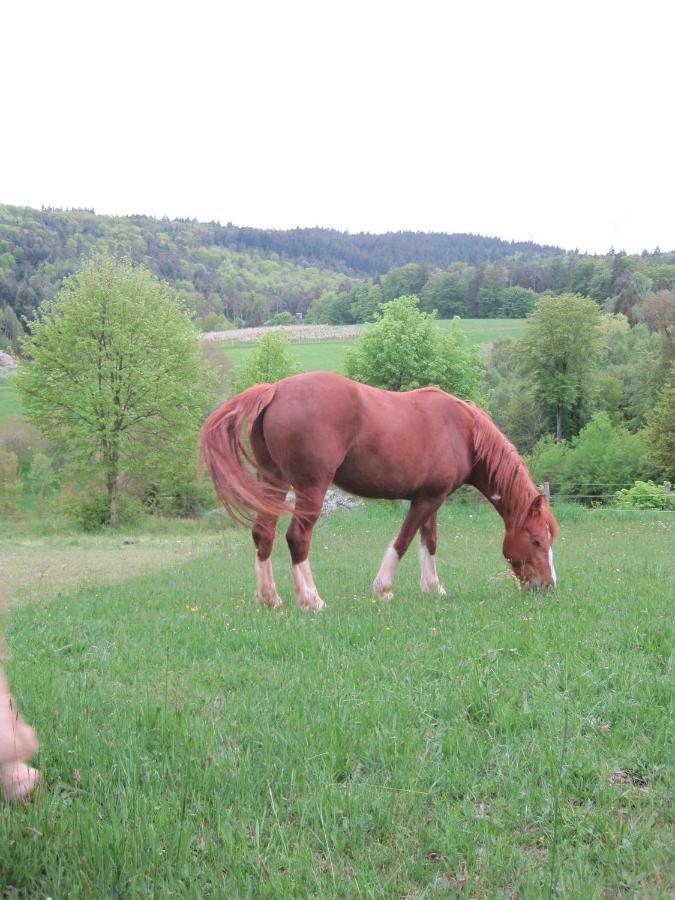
[228,332,298,394]
[344,296,484,401]
[17,254,213,527]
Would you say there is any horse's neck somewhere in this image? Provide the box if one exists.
[470,460,510,523]
[469,435,537,530]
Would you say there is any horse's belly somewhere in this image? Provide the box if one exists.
[333,453,427,500]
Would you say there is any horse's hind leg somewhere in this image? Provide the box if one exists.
[286,484,328,613]
[250,421,289,608]
[373,497,444,600]
[419,511,446,595]
[252,509,283,608]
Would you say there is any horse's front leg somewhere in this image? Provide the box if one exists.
[373,497,444,600]
[286,485,328,613]
[419,511,446,595]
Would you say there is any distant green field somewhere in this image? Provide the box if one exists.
[438,317,526,343]
[215,338,349,374]
[213,318,525,375]
[0,320,525,423]
[0,375,21,419]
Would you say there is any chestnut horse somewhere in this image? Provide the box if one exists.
[201,372,557,611]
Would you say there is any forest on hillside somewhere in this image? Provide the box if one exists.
[1,205,674,341]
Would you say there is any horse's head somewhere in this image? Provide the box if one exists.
[503,494,558,589]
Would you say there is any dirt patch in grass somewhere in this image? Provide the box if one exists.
[0,538,221,609]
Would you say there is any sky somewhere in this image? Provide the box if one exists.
[2,0,673,254]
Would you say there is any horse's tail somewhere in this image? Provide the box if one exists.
[200,383,289,525]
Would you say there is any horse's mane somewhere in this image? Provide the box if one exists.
[472,408,546,531]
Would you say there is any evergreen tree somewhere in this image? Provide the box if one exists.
[642,366,675,476]
[519,294,604,441]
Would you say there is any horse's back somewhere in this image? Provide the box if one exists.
[258,373,475,499]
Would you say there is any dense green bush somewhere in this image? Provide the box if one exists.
[196,311,234,332]
[615,480,673,509]
[0,447,21,514]
[305,284,383,324]
[526,436,569,487]
[0,416,50,473]
[69,492,145,531]
[228,332,298,394]
[263,312,296,326]
[305,291,355,325]
[528,413,651,500]
[344,297,485,401]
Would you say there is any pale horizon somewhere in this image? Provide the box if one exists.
[3,0,674,257]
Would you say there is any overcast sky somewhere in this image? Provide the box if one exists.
[3,0,673,254]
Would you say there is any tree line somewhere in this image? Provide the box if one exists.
[305,255,675,324]
[1,252,672,527]
[0,206,345,335]
[3,205,672,347]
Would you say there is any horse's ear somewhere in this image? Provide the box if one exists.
[528,493,547,516]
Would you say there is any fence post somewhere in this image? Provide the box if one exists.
[543,482,551,504]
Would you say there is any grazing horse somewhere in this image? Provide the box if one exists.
[201,372,558,611]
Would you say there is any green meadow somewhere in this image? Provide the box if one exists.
[0,375,21,419]
[1,503,672,896]
[211,318,527,375]
[1,317,672,896]
[0,320,525,413]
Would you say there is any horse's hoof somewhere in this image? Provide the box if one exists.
[372,580,393,601]
[421,581,447,596]
[299,597,325,613]
[257,593,283,609]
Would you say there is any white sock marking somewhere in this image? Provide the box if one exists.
[373,543,399,599]
[255,555,282,607]
[291,560,325,612]
[419,545,446,595]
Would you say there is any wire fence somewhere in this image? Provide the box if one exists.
[541,481,672,504]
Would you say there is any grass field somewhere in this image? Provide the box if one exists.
[1,502,672,896]
[0,374,21,420]
[210,318,527,376]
